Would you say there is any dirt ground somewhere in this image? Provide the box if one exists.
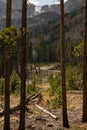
[0,83,87,130]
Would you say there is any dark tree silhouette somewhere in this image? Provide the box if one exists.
[19,0,27,129]
[60,0,69,128]
[82,0,87,123]
[4,0,12,130]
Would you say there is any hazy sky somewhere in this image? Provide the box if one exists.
[28,0,68,6]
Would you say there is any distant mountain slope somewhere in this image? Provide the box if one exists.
[36,0,84,14]
[64,0,84,14]
[28,7,84,43]
[0,12,59,29]
[0,0,84,19]
[27,12,59,25]
[0,0,6,18]
[0,0,35,19]
[0,0,85,40]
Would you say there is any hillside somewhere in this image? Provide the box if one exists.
[27,12,59,25]
[0,0,35,19]
[0,0,84,23]
[28,7,84,43]
[0,5,84,65]
[0,0,85,42]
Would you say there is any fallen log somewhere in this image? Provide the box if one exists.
[35,104,58,120]
[26,93,42,104]
[0,93,42,117]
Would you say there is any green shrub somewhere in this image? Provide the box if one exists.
[46,88,62,109]
[48,73,61,95]
[47,74,62,109]
[26,76,41,95]
[66,65,82,90]
[10,70,20,93]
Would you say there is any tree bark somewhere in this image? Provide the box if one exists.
[19,0,27,129]
[82,0,87,122]
[4,0,12,130]
[60,0,69,128]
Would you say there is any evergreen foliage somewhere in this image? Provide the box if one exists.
[0,26,17,45]
[10,70,20,93]
[26,76,41,95]
[47,74,62,108]
[66,65,82,90]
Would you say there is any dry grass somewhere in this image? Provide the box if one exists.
[0,82,87,130]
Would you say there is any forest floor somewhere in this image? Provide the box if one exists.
[0,82,87,130]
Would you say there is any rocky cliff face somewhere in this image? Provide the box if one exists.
[0,0,84,19]
[0,0,84,28]
[40,4,59,14]
[64,0,84,14]
[12,0,35,18]
[0,0,36,19]
[36,0,84,15]
[0,0,6,18]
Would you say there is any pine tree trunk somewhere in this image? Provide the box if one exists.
[82,0,87,122]
[4,0,12,130]
[19,0,27,129]
[60,0,69,128]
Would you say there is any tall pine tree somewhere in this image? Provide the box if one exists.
[60,0,69,128]
[82,0,87,122]
[4,0,12,130]
[19,0,27,129]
